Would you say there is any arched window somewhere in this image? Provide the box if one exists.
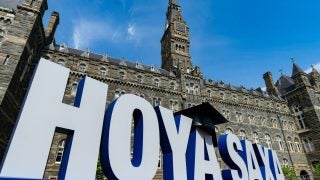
[154,79,160,87]
[55,139,66,164]
[207,90,212,97]
[137,75,142,84]
[248,114,255,125]
[232,94,237,102]
[0,29,5,43]
[272,118,278,128]
[294,138,302,153]
[71,83,78,95]
[220,92,225,100]
[276,135,284,151]
[265,134,272,149]
[236,112,243,122]
[252,132,259,143]
[114,90,120,99]
[99,67,107,76]
[300,170,310,180]
[303,138,314,153]
[292,105,306,130]
[239,130,246,140]
[170,82,176,90]
[57,59,65,66]
[260,116,266,126]
[119,71,125,80]
[79,63,87,72]
[287,137,295,152]
[153,97,161,106]
[224,128,233,134]
[3,55,10,65]
[282,158,289,167]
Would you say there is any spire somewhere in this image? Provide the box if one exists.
[291,59,305,77]
[170,0,179,5]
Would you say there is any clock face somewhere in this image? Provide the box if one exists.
[176,23,186,33]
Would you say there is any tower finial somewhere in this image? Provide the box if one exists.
[279,69,283,75]
[170,0,178,5]
[291,57,295,64]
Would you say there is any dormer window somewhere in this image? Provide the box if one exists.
[150,66,155,72]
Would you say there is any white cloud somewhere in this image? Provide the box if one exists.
[261,87,266,91]
[72,19,119,49]
[305,62,320,73]
[127,24,136,39]
[72,19,144,49]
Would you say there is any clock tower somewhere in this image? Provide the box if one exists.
[161,0,194,75]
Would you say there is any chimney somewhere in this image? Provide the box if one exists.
[45,11,59,45]
[263,72,280,96]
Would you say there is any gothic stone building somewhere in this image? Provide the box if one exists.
[0,0,319,179]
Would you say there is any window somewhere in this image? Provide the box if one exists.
[303,138,314,153]
[225,128,233,134]
[169,100,179,112]
[137,75,143,84]
[154,79,160,87]
[55,140,66,164]
[222,109,231,119]
[114,90,120,99]
[170,82,176,90]
[287,137,295,152]
[236,112,243,122]
[220,92,225,100]
[292,105,306,130]
[252,132,259,143]
[57,59,65,66]
[272,118,278,128]
[276,135,284,151]
[294,138,302,153]
[265,134,272,149]
[282,158,289,167]
[260,116,266,126]
[239,130,246,140]
[71,83,78,95]
[79,63,86,72]
[3,55,10,65]
[248,114,255,125]
[207,90,212,97]
[158,150,162,169]
[152,97,161,106]
[0,29,5,43]
[232,94,237,102]
[119,71,125,80]
[99,67,107,76]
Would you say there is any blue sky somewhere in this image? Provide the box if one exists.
[40,0,320,89]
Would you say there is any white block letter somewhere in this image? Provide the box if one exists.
[0,59,108,180]
[101,94,160,180]
[155,106,192,180]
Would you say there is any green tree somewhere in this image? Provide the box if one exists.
[96,157,104,180]
[282,167,298,180]
[314,163,320,178]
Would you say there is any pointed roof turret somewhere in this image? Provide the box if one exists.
[170,0,179,5]
[291,58,305,77]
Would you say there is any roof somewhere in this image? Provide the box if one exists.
[0,0,18,10]
[276,75,295,94]
[174,102,228,146]
[45,44,176,77]
[292,63,305,77]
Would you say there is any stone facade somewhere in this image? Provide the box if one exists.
[0,0,318,179]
